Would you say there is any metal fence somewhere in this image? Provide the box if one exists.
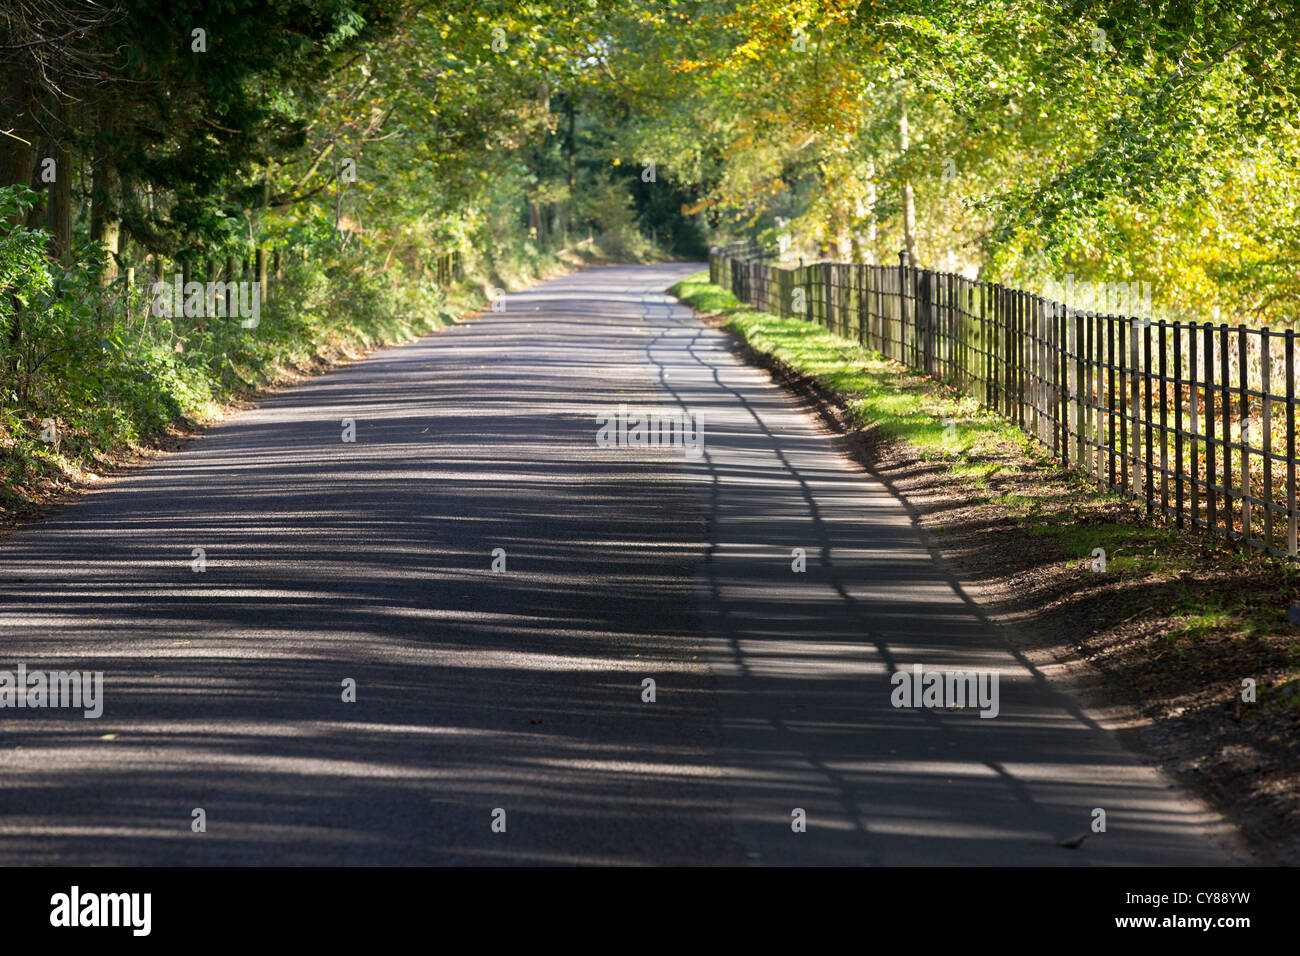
[710,240,1300,559]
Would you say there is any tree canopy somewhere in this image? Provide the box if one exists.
[3,1,1299,499]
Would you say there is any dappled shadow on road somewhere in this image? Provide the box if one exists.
[634,285,1240,865]
[0,265,1238,865]
[0,265,742,865]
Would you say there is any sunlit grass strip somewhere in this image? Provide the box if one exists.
[671,272,1027,480]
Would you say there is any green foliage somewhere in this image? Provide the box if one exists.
[624,1,1300,324]
[579,174,657,260]
[0,184,473,507]
[1,2,696,510]
[25,0,1300,508]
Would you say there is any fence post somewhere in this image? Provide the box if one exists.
[925,271,934,375]
[1287,329,1296,555]
[1057,302,1067,466]
[857,264,866,344]
[1175,323,1184,528]
[1159,320,1169,516]
[1262,331,1273,547]
[1239,325,1250,539]
[1205,322,1217,531]
[898,249,908,366]
[1072,302,1082,467]
[1143,320,1153,514]
[803,258,811,325]
[980,284,990,408]
[823,262,832,332]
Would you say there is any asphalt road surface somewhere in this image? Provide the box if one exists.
[0,264,1246,865]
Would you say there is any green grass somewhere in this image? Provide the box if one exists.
[671,271,1029,481]
[668,276,744,315]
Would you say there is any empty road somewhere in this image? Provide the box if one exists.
[0,264,1244,865]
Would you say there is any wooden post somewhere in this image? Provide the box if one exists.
[1174,322,1184,527]
[1287,329,1297,555]
[1263,331,1273,548]
[1220,324,1232,534]
[256,247,268,303]
[1240,326,1250,541]
[1144,321,1154,514]
[1205,323,1217,532]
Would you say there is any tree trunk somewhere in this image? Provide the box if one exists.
[256,247,268,302]
[899,100,919,266]
[860,157,878,263]
[24,141,48,229]
[566,99,576,244]
[225,255,236,315]
[45,97,72,263]
[0,67,38,203]
[1,133,36,227]
[90,117,121,285]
